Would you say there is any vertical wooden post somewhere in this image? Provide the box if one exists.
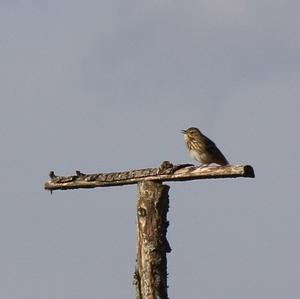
[134,181,171,299]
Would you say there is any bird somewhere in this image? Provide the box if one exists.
[181,127,229,166]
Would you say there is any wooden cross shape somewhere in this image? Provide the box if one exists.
[44,162,255,299]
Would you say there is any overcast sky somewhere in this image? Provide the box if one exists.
[1,1,299,298]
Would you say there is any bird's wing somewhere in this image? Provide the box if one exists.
[203,135,229,165]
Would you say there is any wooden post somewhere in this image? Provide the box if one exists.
[134,181,171,299]
[44,162,255,298]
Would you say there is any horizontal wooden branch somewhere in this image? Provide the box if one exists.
[44,161,254,191]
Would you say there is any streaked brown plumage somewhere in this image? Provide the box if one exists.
[181,127,229,166]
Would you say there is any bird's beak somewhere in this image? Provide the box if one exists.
[181,130,186,134]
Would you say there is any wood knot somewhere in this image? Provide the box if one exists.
[157,161,174,174]
[49,171,56,179]
[76,170,85,177]
[137,207,147,217]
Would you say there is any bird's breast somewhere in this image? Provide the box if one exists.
[189,149,202,162]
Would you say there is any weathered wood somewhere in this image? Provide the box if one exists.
[43,160,255,298]
[134,181,170,299]
[44,162,255,191]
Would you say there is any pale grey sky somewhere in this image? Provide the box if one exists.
[1,1,300,298]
